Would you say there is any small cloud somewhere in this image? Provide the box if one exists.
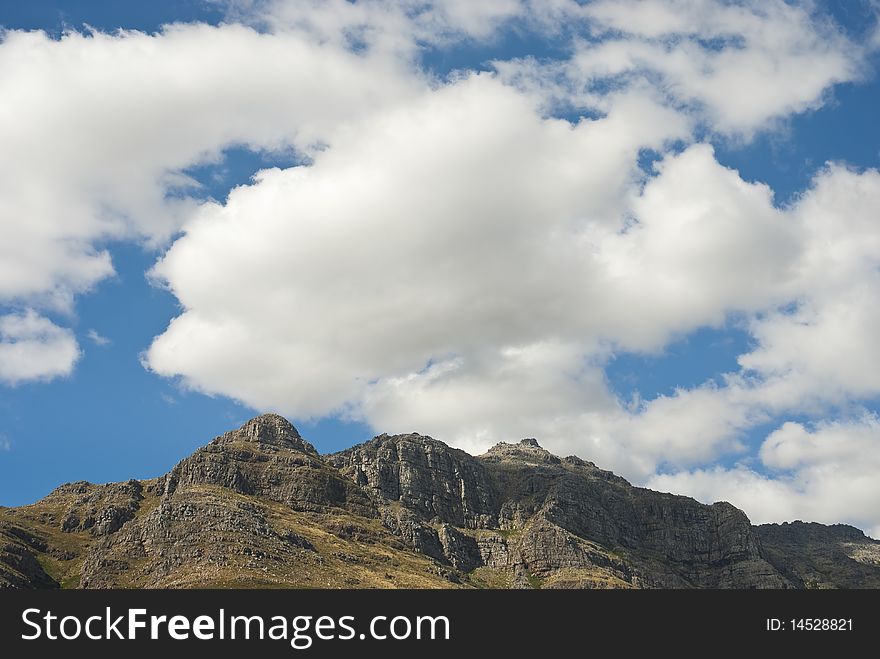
[86,329,111,346]
[160,392,177,405]
[0,311,79,385]
[0,435,11,452]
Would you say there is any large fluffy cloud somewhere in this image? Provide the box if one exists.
[146,75,691,415]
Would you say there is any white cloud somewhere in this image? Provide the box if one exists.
[86,329,111,346]
[145,74,691,419]
[598,144,798,346]
[0,310,80,385]
[215,0,525,49]
[496,0,862,136]
[221,0,866,138]
[0,23,422,312]
[739,167,880,404]
[648,415,880,539]
[359,341,620,455]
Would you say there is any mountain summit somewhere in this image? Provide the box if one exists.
[232,413,317,452]
[1,415,878,589]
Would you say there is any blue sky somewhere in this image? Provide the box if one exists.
[1,1,879,537]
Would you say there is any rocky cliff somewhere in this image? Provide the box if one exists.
[1,414,878,589]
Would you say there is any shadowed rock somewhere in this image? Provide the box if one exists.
[0,523,59,589]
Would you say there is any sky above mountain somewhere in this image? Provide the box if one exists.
[1,0,879,538]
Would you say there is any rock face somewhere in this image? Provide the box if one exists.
[162,414,374,517]
[0,523,58,588]
[57,480,144,536]
[80,489,318,588]
[756,522,880,589]
[474,439,785,588]
[328,434,498,528]
[2,414,879,589]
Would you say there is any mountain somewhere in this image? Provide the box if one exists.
[1,414,878,589]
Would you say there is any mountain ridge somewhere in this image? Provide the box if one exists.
[2,413,878,589]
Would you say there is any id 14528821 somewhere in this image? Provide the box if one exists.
[767,619,853,631]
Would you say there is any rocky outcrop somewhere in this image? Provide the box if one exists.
[162,415,374,517]
[379,506,446,562]
[2,414,878,589]
[329,434,498,528]
[438,524,482,572]
[56,480,144,536]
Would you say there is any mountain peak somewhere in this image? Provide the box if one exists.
[481,437,560,464]
[233,414,317,454]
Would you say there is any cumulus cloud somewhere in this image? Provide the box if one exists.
[0,311,80,385]
[145,75,690,416]
[740,167,880,403]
